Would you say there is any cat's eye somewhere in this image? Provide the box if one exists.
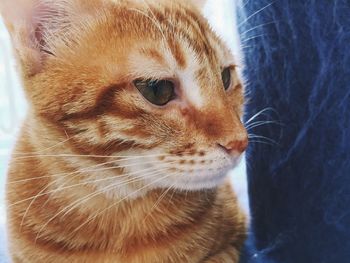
[134,79,176,106]
[222,67,232,90]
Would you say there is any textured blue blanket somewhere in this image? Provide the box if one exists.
[238,1,350,262]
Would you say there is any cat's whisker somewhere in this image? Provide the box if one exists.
[12,152,169,159]
[240,45,254,50]
[8,151,196,184]
[238,1,276,29]
[142,182,175,224]
[12,161,178,208]
[8,156,178,184]
[248,140,276,146]
[70,172,179,236]
[245,107,278,124]
[239,0,251,11]
[166,183,177,209]
[245,120,282,130]
[35,169,175,242]
[240,34,267,44]
[19,164,177,228]
[32,167,164,228]
[248,134,279,145]
[240,21,277,37]
[9,133,79,155]
[64,172,163,219]
[10,150,198,160]
[20,163,180,225]
[8,159,120,184]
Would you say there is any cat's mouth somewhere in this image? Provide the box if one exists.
[113,148,243,192]
[152,155,241,190]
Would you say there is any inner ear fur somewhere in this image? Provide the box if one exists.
[0,0,100,76]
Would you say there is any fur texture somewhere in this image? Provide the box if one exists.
[238,1,350,262]
[2,0,248,262]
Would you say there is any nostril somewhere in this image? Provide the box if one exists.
[218,138,248,154]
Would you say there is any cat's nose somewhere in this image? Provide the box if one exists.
[218,137,248,155]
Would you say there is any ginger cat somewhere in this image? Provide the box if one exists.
[1,0,248,262]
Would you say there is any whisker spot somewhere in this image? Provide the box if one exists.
[189,150,196,156]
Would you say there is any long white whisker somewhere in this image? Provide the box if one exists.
[238,1,275,29]
[8,133,78,156]
[71,172,179,235]
[18,169,157,227]
[240,45,255,51]
[11,152,173,160]
[35,169,177,241]
[166,183,178,209]
[246,120,282,130]
[240,21,277,36]
[34,173,159,241]
[13,161,178,209]
[18,159,178,228]
[240,34,267,43]
[9,159,119,184]
[8,157,167,184]
[248,134,278,145]
[245,107,277,124]
[142,183,175,223]
[239,0,251,11]
[248,140,276,146]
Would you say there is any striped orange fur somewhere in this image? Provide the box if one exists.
[2,0,248,262]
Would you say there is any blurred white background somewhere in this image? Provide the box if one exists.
[0,1,247,260]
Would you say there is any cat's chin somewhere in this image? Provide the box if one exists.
[172,173,229,191]
[154,169,231,191]
[163,156,242,191]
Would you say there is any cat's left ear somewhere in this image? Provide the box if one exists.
[0,0,98,76]
[190,0,208,10]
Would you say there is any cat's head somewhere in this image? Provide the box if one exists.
[2,0,247,191]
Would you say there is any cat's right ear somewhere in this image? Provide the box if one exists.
[0,0,94,76]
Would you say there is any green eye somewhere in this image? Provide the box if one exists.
[134,79,175,106]
[222,67,232,90]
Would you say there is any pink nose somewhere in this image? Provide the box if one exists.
[218,138,248,155]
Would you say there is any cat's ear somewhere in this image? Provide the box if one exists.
[190,0,208,10]
[0,0,95,76]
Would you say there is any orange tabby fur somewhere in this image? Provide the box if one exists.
[2,0,248,262]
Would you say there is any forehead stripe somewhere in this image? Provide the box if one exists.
[167,37,187,69]
[151,7,219,64]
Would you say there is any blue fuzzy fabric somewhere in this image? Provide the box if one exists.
[237,1,350,263]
